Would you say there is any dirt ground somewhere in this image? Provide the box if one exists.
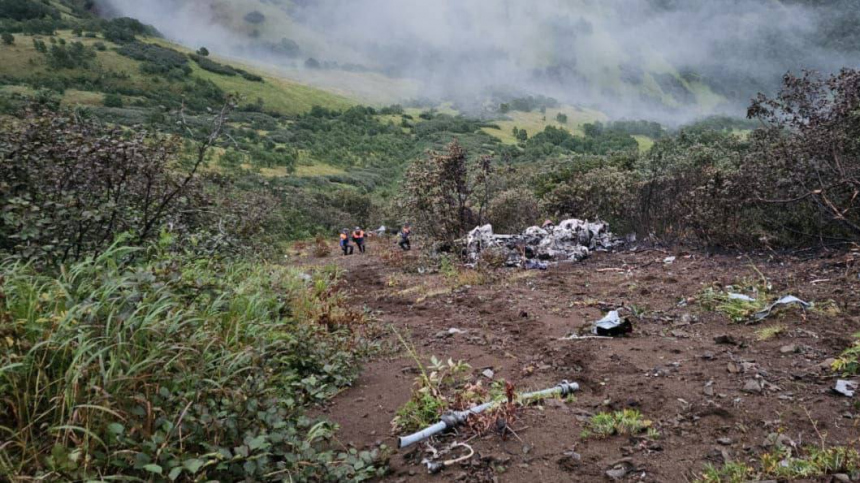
[300,238,860,482]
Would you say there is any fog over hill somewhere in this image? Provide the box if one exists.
[97,0,859,121]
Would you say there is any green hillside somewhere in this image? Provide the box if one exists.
[0,1,353,116]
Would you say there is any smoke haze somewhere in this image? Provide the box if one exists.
[97,0,858,122]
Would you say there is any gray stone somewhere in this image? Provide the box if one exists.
[779,344,797,354]
[743,379,763,394]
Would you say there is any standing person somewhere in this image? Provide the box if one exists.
[340,229,353,256]
[352,226,366,254]
[399,224,411,251]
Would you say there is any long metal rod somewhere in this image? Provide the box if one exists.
[398,380,579,448]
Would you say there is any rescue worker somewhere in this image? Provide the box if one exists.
[399,224,411,251]
[352,226,366,254]
[340,229,354,256]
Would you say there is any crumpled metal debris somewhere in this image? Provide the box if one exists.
[592,311,633,337]
[753,296,811,321]
[728,293,756,302]
[834,380,857,397]
[466,219,623,267]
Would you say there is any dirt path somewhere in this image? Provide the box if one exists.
[301,239,860,482]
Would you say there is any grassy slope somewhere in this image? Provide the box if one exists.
[145,38,354,114]
[482,106,608,144]
[0,30,354,116]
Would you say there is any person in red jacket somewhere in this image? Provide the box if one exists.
[352,226,366,254]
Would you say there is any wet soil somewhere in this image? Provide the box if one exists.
[299,239,860,482]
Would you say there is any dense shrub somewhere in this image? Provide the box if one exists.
[103,92,123,107]
[101,16,157,43]
[0,107,214,264]
[0,0,59,21]
[488,188,540,233]
[118,42,189,75]
[45,41,95,69]
[542,166,638,231]
[518,124,639,161]
[189,53,264,82]
[1,32,13,44]
[0,246,386,481]
[744,69,860,243]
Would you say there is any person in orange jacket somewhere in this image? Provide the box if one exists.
[340,229,354,255]
[352,226,366,254]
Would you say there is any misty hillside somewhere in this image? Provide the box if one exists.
[4,0,860,482]
[94,0,860,122]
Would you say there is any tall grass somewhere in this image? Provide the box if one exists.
[0,243,384,481]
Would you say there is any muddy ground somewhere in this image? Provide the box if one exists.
[300,238,860,482]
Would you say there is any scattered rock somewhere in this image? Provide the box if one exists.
[779,344,797,354]
[606,462,633,481]
[717,437,733,446]
[833,474,851,483]
[702,351,715,360]
[704,381,715,397]
[557,451,581,472]
[743,379,763,394]
[482,369,495,380]
[714,334,738,346]
[727,362,741,374]
[482,453,511,465]
[820,358,836,371]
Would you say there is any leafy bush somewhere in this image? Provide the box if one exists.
[102,92,123,107]
[541,165,637,231]
[0,107,217,264]
[0,245,387,481]
[45,41,95,69]
[190,52,237,76]
[101,17,157,44]
[1,32,13,45]
[745,69,860,243]
[487,188,539,233]
[0,0,59,21]
[118,42,189,76]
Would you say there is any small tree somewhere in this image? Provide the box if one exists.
[747,69,860,239]
[556,112,568,124]
[2,33,14,45]
[402,140,493,245]
[197,46,209,56]
[516,128,528,142]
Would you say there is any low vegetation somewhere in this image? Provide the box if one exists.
[0,244,386,481]
[581,410,654,439]
[699,445,860,482]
